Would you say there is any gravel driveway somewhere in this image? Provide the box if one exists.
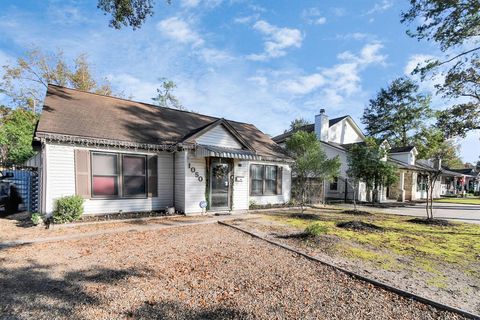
[0,223,465,319]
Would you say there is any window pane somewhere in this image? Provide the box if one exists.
[123,156,145,175]
[92,154,117,175]
[124,176,146,196]
[252,180,263,195]
[252,165,263,179]
[92,176,118,196]
[265,166,277,180]
[265,180,276,194]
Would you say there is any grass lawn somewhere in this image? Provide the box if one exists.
[434,197,480,205]
[271,210,480,266]
[232,207,480,314]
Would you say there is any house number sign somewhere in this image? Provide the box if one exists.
[188,163,204,182]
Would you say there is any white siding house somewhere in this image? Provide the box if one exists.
[34,85,292,216]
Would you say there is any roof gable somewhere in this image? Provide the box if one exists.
[183,118,253,150]
[328,116,364,144]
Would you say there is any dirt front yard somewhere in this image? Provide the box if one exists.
[228,208,480,315]
[0,222,465,319]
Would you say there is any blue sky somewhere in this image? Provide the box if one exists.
[0,0,478,163]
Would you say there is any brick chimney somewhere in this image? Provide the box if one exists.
[314,108,329,142]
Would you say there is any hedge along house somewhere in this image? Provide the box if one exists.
[33,85,292,215]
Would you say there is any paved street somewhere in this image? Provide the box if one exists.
[340,202,480,224]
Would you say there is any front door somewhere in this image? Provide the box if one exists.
[209,159,232,210]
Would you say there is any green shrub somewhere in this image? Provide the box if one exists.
[305,223,329,236]
[53,195,84,223]
[31,212,43,226]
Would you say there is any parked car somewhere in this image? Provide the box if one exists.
[0,171,22,214]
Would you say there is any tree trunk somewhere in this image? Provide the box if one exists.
[353,186,357,211]
[425,176,430,219]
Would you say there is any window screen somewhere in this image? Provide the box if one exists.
[265,166,277,194]
[92,153,119,196]
[251,165,264,195]
[250,164,279,196]
[122,155,146,197]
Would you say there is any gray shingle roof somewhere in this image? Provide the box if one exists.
[36,85,290,161]
[389,146,415,153]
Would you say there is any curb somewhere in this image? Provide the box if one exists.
[218,221,480,320]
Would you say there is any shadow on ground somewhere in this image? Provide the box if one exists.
[0,260,151,318]
[127,300,250,320]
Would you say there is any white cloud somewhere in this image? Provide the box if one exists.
[338,41,387,66]
[47,4,88,25]
[281,73,326,95]
[331,7,346,17]
[404,54,436,75]
[247,20,303,61]
[234,14,259,24]
[366,0,393,15]
[180,0,223,8]
[157,17,204,47]
[337,32,372,41]
[247,76,268,86]
[180,0,201,8]
[302,8,327,25]
[199,47,234,64]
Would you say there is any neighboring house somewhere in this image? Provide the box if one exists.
[387,147,459,201]
[32,85,292,215]
[273,109,368,202]
[445,168,480,195]
[273,109,474,204]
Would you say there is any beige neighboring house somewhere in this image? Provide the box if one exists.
[31,85,292,216]
[387,145,478,201]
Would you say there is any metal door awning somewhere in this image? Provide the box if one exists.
[195,145,261,160]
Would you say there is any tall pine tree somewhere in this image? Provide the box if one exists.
[362,77,431,147]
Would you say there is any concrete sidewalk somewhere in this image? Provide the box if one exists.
[338,202,480,224]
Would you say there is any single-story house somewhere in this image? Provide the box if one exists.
[387,146,467,201]
[446,168,480,194]
[32,85,292,215]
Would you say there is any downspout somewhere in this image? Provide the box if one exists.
[172,151,175,207]
[41,141,47,214]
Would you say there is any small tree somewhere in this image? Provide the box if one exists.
[0,108,38,164]
[420,164,442,220]
[415,127,457,219]
[345,169,360,211]
[151,78,185,110]
[287,118,309,132]
[346,138,398,205]
[286,131,340,212]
